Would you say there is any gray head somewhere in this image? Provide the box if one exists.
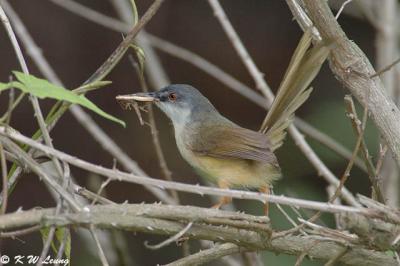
[116,84,218,128]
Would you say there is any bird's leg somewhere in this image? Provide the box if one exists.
[259,185,271,216]
[212,180,232,209]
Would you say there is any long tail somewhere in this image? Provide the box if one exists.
[260,32,332,151]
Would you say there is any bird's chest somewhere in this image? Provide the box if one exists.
[174,125,199,167]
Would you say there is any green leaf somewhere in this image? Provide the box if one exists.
[55,227,71,261]
[0,72,125,127]
[129,0,139,25]
[40,227,71,263]
[73,80,112,95]
[130,44,146,76]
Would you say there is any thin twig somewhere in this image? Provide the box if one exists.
[90,225,110,266]
[55,229,68,264]
[38,221,58,266]
[374,0,400,208]
[394,252,400,266]
[392,233,400,246]
[91,178,112,206]
[0,225,41,238]
[288,125,360,206]
[330,95,367,202]
[145,222,193,250]
[84,0,165,84]
[375,144,388,175]
[298,218,358,242]
[74,185,115,205]
[370,57,400,78]
[0,143,8,215]
[130,56,180,202]
[78,180,196,260]
[274,100,368,238]
[335,0,354,19]
[39,161,71,266]
[344,96,385,203]
[285,0,321,40]
[294,241,319,266]
[0,81,15,125]
[324,246,349,266]
[207,0,272,98]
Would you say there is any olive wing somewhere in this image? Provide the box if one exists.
[188,125,277,164]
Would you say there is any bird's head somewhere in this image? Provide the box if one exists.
[116,84,217,127]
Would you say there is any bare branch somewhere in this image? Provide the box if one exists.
[207,0,273,98]
[0,204,396,266]
[297,0,400,168]
[375,0,400,208]
[90,225,110,266]
[0,143,7,215]
[344,96,385,202]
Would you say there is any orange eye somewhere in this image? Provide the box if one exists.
[168,93,177,101]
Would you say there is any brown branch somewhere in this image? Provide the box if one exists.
[0,204,396,266]
[298,0,400,168]
[0,143,7,215]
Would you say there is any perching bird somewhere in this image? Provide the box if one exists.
[116,33,331,213]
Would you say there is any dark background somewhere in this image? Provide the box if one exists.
[0,0,377,265]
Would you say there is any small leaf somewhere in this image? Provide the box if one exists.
[129,0,139,25]
[73,80,112,95]
[40,227,71,263]
[130,44,146,76]
[40,227,50,245]
[9,72,125,127]
[55,228,71,261]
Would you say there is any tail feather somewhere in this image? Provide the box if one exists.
[260,32,332,151]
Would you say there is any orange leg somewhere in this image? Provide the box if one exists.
[212,180,232,209]
[259,185,271,216]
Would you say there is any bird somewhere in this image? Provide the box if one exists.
[116,32,331,214]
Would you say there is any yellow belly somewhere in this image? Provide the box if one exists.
[192,155,281,188]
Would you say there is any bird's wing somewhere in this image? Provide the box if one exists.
[188,124,277,164]
[260,31,332,151]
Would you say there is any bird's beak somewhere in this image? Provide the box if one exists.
[116,92,159,110]
[116,92,159,103]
